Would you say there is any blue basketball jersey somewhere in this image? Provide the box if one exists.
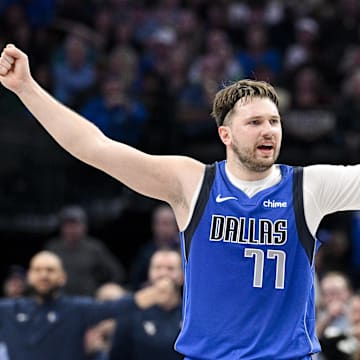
[175,161,320,360]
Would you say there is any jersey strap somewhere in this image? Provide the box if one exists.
[183,164,216,261]
[293,166,315,265]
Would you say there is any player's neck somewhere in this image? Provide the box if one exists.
[226,160,274,182]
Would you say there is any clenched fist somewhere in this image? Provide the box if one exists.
[0,44,33,95]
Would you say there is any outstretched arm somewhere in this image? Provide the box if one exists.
[0,44,205,228]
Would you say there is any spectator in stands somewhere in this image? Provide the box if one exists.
[188,29,242,86]
[44,205,125,296]
[139,26,177,78]
[91,6,114,53]
[336,69,360,163]
[319,0,360,71]
[106,46,139,91]
[80,75,147,145]
[175,8,203,60]
[178,53,220,113]
[176,53,223,156]
[0,251,174,360]
[236,23,282,79]
[85,283,128,360]
[130,204,179,290]
[137,68,175,153]
[318,291,360,360]
[2,265,26,298]
[348,293,360,360]
[317,272,353,359]
[348,211,360,289]
[109,247,183,360]
[52,34,96,106]
[315,228,350,279]
[112,19,134,50]
[283,17,320,72]
[281,65,338,164]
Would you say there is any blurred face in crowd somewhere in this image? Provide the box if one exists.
[96,283,127,301]
[60,219,87,243]
[148,250,183,287]
[219,97,282,174]
[321,273,351,306]
[3,275,26,298]
[65,36,88,69]
[152,206,178,243]
[206,29,228,54]
[245,25,267,50]
[93,283,128,341]
[27,252,66,299]
[177,9,197,36]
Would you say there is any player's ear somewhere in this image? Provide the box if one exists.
[218,125,231,146]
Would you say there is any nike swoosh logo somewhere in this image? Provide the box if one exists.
[216,195,238,203]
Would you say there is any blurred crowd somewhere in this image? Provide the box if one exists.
[1,0,360,163]
[1,0,360,358]
[0,232,183,360]
[0,0,360,209]
[0,0,360,219]
[2,204,360,359]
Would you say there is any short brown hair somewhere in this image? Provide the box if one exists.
[211,79,279,127]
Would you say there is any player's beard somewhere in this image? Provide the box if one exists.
[231,138,280,172]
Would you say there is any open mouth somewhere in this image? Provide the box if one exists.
[257,144,273,151]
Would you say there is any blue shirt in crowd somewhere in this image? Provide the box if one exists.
[0,294,134,360]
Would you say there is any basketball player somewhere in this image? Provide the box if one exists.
[1,44,360,359]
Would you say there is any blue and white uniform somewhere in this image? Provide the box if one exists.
[0,294,135,360]
[175,160,360,360]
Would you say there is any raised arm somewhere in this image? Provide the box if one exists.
[0,44,205,228]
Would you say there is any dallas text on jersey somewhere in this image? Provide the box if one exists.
[209,215,288,245]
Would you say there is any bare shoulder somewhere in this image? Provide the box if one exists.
[163,155,206,204]
[177,155,206,182]
[92,139,206,209]
[166,156,206,229]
